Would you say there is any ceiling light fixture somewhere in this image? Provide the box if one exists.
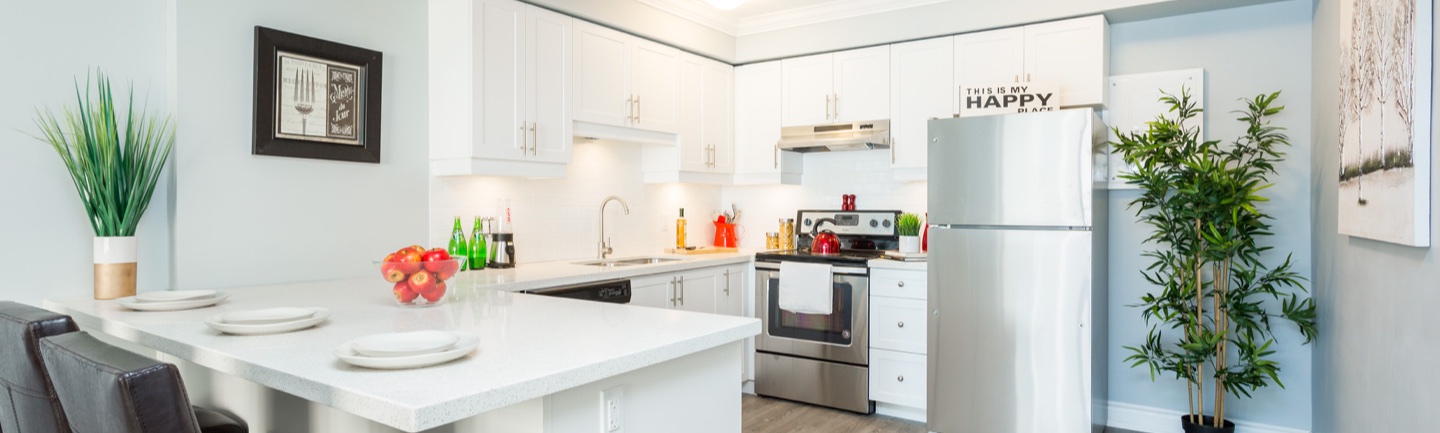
[706,0,746,11]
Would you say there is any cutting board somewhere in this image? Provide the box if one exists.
[665,246,738,255]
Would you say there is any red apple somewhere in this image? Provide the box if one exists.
[421,281,447,302]
[380,262,407,283]
[404,245,426,256]
[408,270,436,294]
[435,260,460,280]
[422,249,452,272]
[393,281,418,303]
[395,250,423,274]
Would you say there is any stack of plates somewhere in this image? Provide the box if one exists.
[116,290,231,311]
[335,330,479,369]
[204,307,331,335]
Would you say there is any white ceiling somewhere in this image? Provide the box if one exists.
[634,0,950,36]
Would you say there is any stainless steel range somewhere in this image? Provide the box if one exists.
[753,209,899,414]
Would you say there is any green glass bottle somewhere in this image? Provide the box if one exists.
[448,216,469,261]
[469,216,487,270]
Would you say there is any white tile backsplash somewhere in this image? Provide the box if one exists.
[430,143,926,261]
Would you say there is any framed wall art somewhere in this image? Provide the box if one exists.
[1338,0,1433,246]
[253,26,383,163]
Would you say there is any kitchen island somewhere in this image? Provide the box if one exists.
[43,258,759,432]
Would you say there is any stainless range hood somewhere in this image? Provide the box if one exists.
[777,120,890,153]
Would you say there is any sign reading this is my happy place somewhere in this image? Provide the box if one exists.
[959,83,1058,117]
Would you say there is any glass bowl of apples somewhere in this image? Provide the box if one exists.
[377,245,466,307]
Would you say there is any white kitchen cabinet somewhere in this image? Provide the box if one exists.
[953,15,1108,112]
[428,0,571,177]
[628,265,745,315]
[630,273,674,309]
[889,37,954,182]
[733,61,801,185]
[572,21,680,135]
[869,266,928,422]
[642,54,733,184]
[780,46,889,127]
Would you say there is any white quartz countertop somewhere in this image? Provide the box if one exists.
[44,276,760,432]
[456,252,754,292]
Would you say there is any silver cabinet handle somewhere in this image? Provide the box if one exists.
[634,95,641,123]
[773,143,779,169]
[678,278,684,306]
[890,133,896,164]
[831,93,839,120]
[519,123,528,153]
[897,281,905,287]
[897,375,905,382]
[529,123,537,155]
[897,321,905,328]
[669,277,677,307]
[1026,73,1031,82]
[625,96,634,122]
[1014,74,1019,83]
[724,269,731,296]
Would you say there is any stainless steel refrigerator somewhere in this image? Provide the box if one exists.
[926,108,1108,433]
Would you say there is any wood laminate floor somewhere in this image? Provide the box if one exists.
[740,394,1143,433]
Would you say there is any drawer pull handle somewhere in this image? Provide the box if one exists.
[897,321,905,328]
[897,281,905,288]
[897,375,905,382]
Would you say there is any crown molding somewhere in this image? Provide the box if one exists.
[634,0,740,35]
[635,0,950,37]
[736,0,950,36]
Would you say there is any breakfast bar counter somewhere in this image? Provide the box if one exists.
[44,277,759,432]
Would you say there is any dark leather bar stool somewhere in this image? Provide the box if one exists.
[38,331,247,433]
[0,301,78,433]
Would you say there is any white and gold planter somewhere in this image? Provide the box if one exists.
[94,236,137,300]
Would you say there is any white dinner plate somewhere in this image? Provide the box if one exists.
[115,292,230,311]
[350,330,459,358]
[221,307,317,325]
[135,290,218,303]
[334,331,478,370]
[204,308,330,335]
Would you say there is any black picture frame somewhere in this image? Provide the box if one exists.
[253,26,383,163]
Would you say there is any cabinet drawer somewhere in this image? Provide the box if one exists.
[869,349,927,409]
[871,270,926,299]
[869,297,927,353]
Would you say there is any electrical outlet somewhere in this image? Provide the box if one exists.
[601,385,624,432]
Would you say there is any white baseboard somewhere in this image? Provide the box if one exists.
[874,402,926,423]
[1106,401,1309,433]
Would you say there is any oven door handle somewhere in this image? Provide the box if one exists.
[754,262,868,275]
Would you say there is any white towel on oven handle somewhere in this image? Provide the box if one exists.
[778,261,833,315]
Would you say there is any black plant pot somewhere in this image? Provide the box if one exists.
[1180,415,1236,433]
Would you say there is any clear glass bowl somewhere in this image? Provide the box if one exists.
[375,257,466,307]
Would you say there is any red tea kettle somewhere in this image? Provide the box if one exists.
[810,218,841,255]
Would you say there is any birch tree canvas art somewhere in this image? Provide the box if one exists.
[1338,0,1432,246]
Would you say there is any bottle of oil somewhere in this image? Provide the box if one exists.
[676,208,687,249]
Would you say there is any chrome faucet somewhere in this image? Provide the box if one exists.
[598,195,630,259]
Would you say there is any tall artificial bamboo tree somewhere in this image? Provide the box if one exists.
[33,71,174,237]
[1112,89,1317,429]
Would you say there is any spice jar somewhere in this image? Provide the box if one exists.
[779,218,796,251]
[765,232,781,250]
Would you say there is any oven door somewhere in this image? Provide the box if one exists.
[754,262,869,366]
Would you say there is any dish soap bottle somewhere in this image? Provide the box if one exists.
[469,216,487,270]
[448,216,469,259]
[676,208,687,249]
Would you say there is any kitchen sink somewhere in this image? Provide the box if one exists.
[574,256,683,267]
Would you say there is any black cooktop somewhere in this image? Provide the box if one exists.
[754,249,886,266]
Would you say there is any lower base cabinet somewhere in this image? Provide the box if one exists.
[631,263,750,383]
[869,265,928,421]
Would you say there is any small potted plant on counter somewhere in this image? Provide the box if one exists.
[897,212,922,253]
[1111,89,1317,433]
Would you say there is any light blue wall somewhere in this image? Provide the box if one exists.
[1106,0,1315,429]
[1311,0,1440,431]
[0,0,173,305]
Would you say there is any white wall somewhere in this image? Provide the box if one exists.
[170,0,429,289]
[733,0,1291,63]
[0,0,173,305]
[1105,1,1315,430]
[1310,0,1440,431]
[721,151,929,249]
[429,141,723,263]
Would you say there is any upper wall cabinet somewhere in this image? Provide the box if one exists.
[889,37,954,182]
[954,15,1109,110]
[429,0,572,177]
[734,61,801,185]
[573,21,680,137]
[642,53,734,184]
[781,46,890,127]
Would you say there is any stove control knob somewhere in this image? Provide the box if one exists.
[882,220,892,228]
[804,218,812,227]
[869,219,878,228]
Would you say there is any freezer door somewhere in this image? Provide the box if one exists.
[927,227,1093,433]
[928,109,1098,227]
